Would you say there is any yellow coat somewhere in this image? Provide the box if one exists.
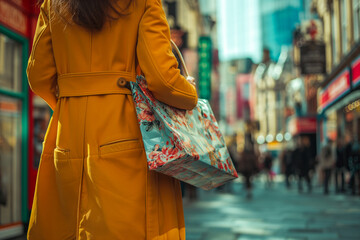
[27,0,197,239]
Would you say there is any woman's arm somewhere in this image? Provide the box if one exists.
[27,0,57,110]
[137,0,198,110]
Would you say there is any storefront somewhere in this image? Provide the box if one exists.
[287,116,317,159]
[0,20,29,240]
[318,54,360,146]
[0,0,49,238]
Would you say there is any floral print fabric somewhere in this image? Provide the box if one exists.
[130,76,238,190]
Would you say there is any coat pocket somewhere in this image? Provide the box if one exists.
[54,147,70,160]
[53,147,75,184]
[99,138,142,156]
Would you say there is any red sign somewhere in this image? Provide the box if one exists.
[0,0,28,36]
[289,117,317,135]
[352,56,360,87]
[319,70,350,110]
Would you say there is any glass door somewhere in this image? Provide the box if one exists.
[0,26,28,238]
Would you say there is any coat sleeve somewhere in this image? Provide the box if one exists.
[136,0,198,110]
[27,0,57,110]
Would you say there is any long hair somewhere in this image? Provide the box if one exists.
[49,0,132,31]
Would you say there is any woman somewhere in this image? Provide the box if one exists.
[27,0,197,239]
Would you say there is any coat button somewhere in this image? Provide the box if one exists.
[117,77,128,88]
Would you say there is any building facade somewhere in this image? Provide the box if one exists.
[254,47,297,151]
[313,0,360,146]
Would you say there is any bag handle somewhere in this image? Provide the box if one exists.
[136,40,190,78]
[170,40,190,78]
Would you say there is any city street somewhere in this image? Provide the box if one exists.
[1,0,360,239]
[184,178,360,240]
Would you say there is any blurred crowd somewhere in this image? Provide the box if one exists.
[278,134,360,196]
[182,134,360,201]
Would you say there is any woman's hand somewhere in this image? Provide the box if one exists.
[186,76,196,87]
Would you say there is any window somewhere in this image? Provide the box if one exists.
[0,32,25,227]
[340,0,348,54]
[0,34,22,92]
[326,110,337,140]
[0,95,22,225]
[354,0,360,42]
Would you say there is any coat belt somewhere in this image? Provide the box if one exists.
[57,71,134,97]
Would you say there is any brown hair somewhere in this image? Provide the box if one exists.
[48,0,132,31]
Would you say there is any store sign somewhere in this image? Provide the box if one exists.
[0,0,28,36]
[198,36,212,100]
[288,117,317,135]
[319,70,350,110]
[301,19,323,41]
[300,42,326,75]
[352,56,360,87]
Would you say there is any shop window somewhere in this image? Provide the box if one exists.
[326,110,337,140]
[340,0,348,54]
[0,34,22,92]
[354,0,360,42]
[0,95,22,225]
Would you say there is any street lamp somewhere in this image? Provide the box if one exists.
[276,133,284,142]
[266,134,274,143]
[284,132,292,141]
[257,135,265,145]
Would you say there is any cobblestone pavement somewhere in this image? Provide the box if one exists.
[183,178,360,240]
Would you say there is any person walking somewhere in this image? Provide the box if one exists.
[263,152,274,188]
[294,138,312,193]
[238,150,259,199]
[348,138,360,195]
[281,148,295,189]
[335,139,346,193]
[27,0,197,239]
[217,134,238,193]
[319,139,335,195]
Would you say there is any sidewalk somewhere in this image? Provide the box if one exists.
[183,178,360,240]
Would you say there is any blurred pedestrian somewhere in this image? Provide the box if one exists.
[344,133,353,192]
[217,134,238,193]
[294,137,312,193]
[319,139,335,195]
[281,148,295,189]
[335,139,346,193]
[27,0,197,238]
[348,138,360,195]
[263,152,274,188]
[238,150,259,199]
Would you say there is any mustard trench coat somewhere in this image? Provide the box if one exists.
[27,0,198,239]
